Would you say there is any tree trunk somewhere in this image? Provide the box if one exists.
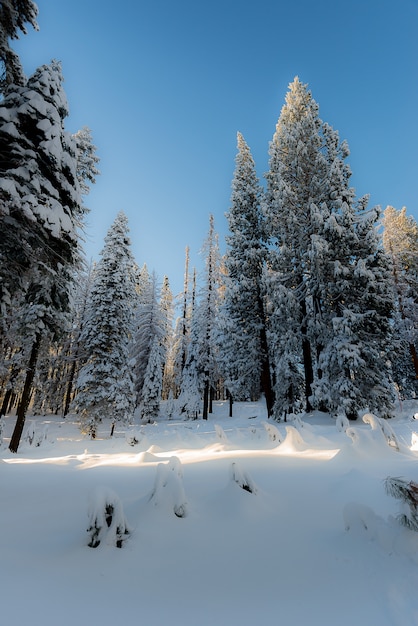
[9,334,41,453]
[63,357,77,416]
[229,392,233,417]
[202,378,209,420]
[0,388,13,417]
[300,299,314,412]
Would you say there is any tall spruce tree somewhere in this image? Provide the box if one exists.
[74,212,137,437]
[195,215,221,419]
[0,0,38,90]
[383,206,418,394]
[220,132,273,412]
[0,61,92,452]
[265,77,394,419]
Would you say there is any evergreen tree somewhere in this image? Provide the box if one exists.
[220,132,273,412]
[383,206,418,395]
[132,271,166,408]
[264,77,328,412]
[0,0,38,90]
[140,335,164,422]
[265,77,394,419]
[0,61,92,452]
[74,212,137,437]
[194,215,221,419]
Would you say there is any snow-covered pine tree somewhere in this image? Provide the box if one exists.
[265,77,394,419]
[264,77,329,413]
[0,61,92,452]
[177,268,202,418]
[132,270,167,409]
[0,0,38,90]
[159,275,174,399]
[383,206,418,396]
[220,132,273,412]
[171,247,192,398]
[194,215,221,419]
[74,212,137,437]
[139,335,164,422]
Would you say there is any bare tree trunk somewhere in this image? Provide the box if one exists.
[9,334,41,453]
[301,299,313,413]
[202,378,209,420]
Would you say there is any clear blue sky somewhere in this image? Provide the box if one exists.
[14,0,418,298]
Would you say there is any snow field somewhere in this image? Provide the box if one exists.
[2,400,418,625]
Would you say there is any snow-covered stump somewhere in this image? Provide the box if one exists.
[230,461,257,495]
[87,487,130,548]
[149,457,188,518]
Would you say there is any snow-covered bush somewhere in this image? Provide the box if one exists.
[230,461,257,494]
[385,477,418,532]
[263,421,282,443]
[149,457,188,518]
[24,421,48,447]
[87,487,130,548]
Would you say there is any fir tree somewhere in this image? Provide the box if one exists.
[0,0,38,90]
[74,212,137,437]
[383,206,418,395]
[220,132,273,412]
[265,77,394,419]
[0,62,92,452]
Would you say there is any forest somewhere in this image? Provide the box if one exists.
[1,1,418,455]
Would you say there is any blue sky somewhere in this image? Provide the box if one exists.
[14,0,418,298]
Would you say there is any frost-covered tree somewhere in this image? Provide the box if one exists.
[0,62,93,452]
[265,77,393,419]
[194,215,221,419]
[139,335,164,422]
[264,77,328,412]
[171,247,192,397]
[74,212,137,437]
[0,0,38,90]
[383,206,418,395]
[132,271,167,409]
[220,132,273,412]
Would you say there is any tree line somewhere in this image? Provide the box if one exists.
[1,2,418,452]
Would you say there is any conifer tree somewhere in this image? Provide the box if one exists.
[265,77,394,419]
[0,0,38,90]
[383,206,418,394]
[220,132,273,412]
[74,212,137,437]
[0,61,94,452]
[195,215,221,419]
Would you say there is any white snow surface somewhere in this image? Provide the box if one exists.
[2,399,418,625]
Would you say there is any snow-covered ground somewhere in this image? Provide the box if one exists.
[2,400,418,625]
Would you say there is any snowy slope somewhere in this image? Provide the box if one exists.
[2,400,418,626]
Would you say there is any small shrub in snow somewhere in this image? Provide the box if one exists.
[125,429,142,447]
[363,413,399,451]
[24,422,49,447]
[263,421,282,443]
[87,487,130,548]
[149,457,188,518]
[230,462,257,494]
[336,414,350,433]
[385,477,418,532]
[214,424,228,443]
